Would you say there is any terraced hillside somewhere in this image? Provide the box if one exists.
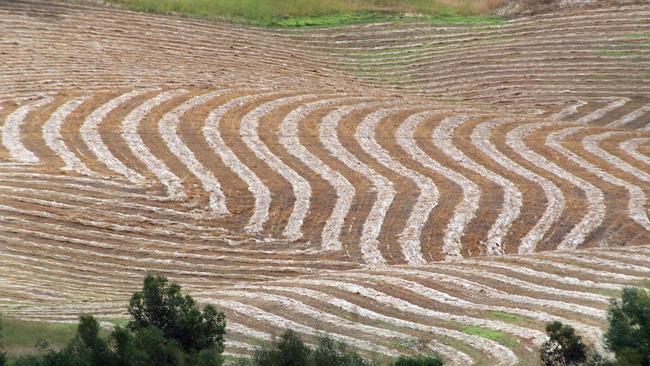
[1,1,650,365]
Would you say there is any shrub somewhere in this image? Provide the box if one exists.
[130,326,186,366]
[312,336,373,366]
[540,321,587,366]
[128,274,226,354]
[78,315,113,366]
[252,329,310,366]
[604,286,650,366]
[0,316,6,366]
[582,350,616,366]
[251,331,379,366]
[391,355,443,366]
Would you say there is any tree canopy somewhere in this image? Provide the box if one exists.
[128,274,226,354]
[604,286,650,366]
[10,274,226,366]
[540,321,588,366]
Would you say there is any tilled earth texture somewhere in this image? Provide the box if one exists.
[1,1,650,365]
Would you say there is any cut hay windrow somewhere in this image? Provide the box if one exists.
[382,268,605,318]
[583,132,650,184]
[359,108,438,265]
[398,111,479,261]
[551,101,589,121]
[510,122,605,250]
[121,89,189,200]
[455,259,622,291]
[80,89,155,183]
[607,103,650,128]
[202,93,275,233]
[159,90,231,215]
[211,300,400,357]
[342,272,604,346]
[499,120,565,254]
[548,126,650,230]
[320,104,392,267]
[2,97,54,163]
[620,137,650,167]
[576,97,631,124]
[42,96,92,173]
[435,115,521,256]
[239,93,318,241]
[224,284,476,365]
[2,0,650,363]
[232,283,514,365]
[278,96,366,250]
[512,256,643,282]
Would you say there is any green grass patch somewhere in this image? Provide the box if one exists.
[462,326,518,348]
[592,287,623,298]
[0,318,78,356]
[272,13,502,27]
[271,12,401,27]
[597,50,636,57]
[486,311,523,324]
[106,0,504,27]
[100,316,129,327]
[422,14,503,26]
[0,317,122,357]
[625,33,650,40]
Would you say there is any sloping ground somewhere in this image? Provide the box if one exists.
[3,241,650,365]
[1,1,650,365]
[290,4,650,122]
[0,0,355,101]
[496,0,645,16]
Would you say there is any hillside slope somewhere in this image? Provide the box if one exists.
[1,1,650,364]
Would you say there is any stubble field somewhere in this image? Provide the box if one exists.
[1,1,650,364]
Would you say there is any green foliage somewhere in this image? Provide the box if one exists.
[486,311,523,324]
[253,330,310,366]
[270,13,502,27]
[108,324,222,366]
[129,326,186,366]
[13,334,94,366]
[597,50,636,57]
[0,317,6,366]
[582,350,616,366]
[311,336,373,366]
[0,318,77,356]
[540,321,587,366]
[625,33,650,39]
[251,331,377,366]
[8,274,225,366]
[128,274,226,354]
[461,326,517,348]
[604,286,650,366]
[106,0,504,27]
[78,316,113,366]
[391,355,443,366]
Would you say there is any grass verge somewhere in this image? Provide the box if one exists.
[0,317,122,357]
[0,318,77,356]
[462,326,518,348]
[104,0,505,27]
[625,33,650,40]
[486,311,523,324]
